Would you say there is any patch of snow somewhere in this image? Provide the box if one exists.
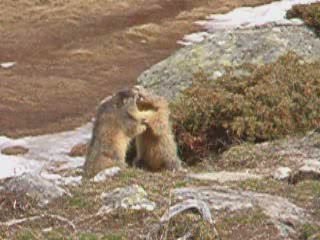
[0,155,44,179]
[91,167,121,183]
[0,62,16,69]
[0,123,93,180]
[179,0,320,46]
[178,32,209,46]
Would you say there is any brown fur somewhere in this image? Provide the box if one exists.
[83,89,154,178]
[133,86,181,171]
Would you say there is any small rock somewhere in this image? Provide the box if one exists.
[1,146,29,156]
[188,171,262,183]
[212,70,224,79]
[69,143,88,157]
[98,185,156,214]
[40,172,82,187]
[3,173,69,207]
[272,167,292,181]
[290,160,320,184]
[91,167,121,183]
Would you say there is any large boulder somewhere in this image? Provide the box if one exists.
[3,173,69,207]
[174,186,310,238]
[138,25,320,100]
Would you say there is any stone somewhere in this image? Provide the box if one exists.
[138,26,320,100]
[290,160,320,184]
[3,173,69,207]
[69,143,88,157]
[188,171,262,183]
[91,167,121,183]
[98,185,156,214]
[174,186,309,237]
[272,167,292,181]
[1,146,29,156]
[40,172,83,187]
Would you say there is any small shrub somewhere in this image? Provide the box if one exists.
[171,53,320,161]
[287,3,320,34]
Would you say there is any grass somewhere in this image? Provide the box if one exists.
[216,209,277,239]
[1,165,320,239]
[299,224,320,240]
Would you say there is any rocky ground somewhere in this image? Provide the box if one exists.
[0,130,319,239]
[1,0,320,239]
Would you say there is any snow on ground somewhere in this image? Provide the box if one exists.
[178,0,320,45]
[0,123,92,180]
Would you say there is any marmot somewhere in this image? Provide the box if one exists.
[133,86,182,171]
[83,89,155,178]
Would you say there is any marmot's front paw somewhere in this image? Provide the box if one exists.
[136,123,147,135]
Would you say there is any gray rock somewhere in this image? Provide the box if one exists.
[3,173,69,207]
[138,25,320,100]
[174,186,309,237]
[272,167,292,181]
[91,167,121,183]
[189,171,262,183]
[290,160,320,184]
[98,185,156,214]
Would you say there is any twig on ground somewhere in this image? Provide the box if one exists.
[0,214,77,232]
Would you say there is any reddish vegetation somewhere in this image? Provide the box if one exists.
[287,2,320,33]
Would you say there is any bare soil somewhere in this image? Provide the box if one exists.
[0,0,275,137]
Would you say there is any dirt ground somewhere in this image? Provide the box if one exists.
[0,0,275,137]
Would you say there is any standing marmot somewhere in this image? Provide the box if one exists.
[133,86,181,171]
[83,89,155,178]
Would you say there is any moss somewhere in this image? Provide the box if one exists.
[287,3,320,35]
[171,53,320,162]
[17,230,36,240]
[299,224,320,240]
[68,193,92,209]
[216,209,277,239]
[221,209,267,226]
[218,143,276,169]
[149,213,218,240]
[45,228,72,240]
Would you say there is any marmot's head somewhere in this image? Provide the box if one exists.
[132,85,160,111]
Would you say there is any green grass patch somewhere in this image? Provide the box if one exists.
[299,224,320,240]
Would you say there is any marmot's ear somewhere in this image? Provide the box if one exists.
[118,89,135,99]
